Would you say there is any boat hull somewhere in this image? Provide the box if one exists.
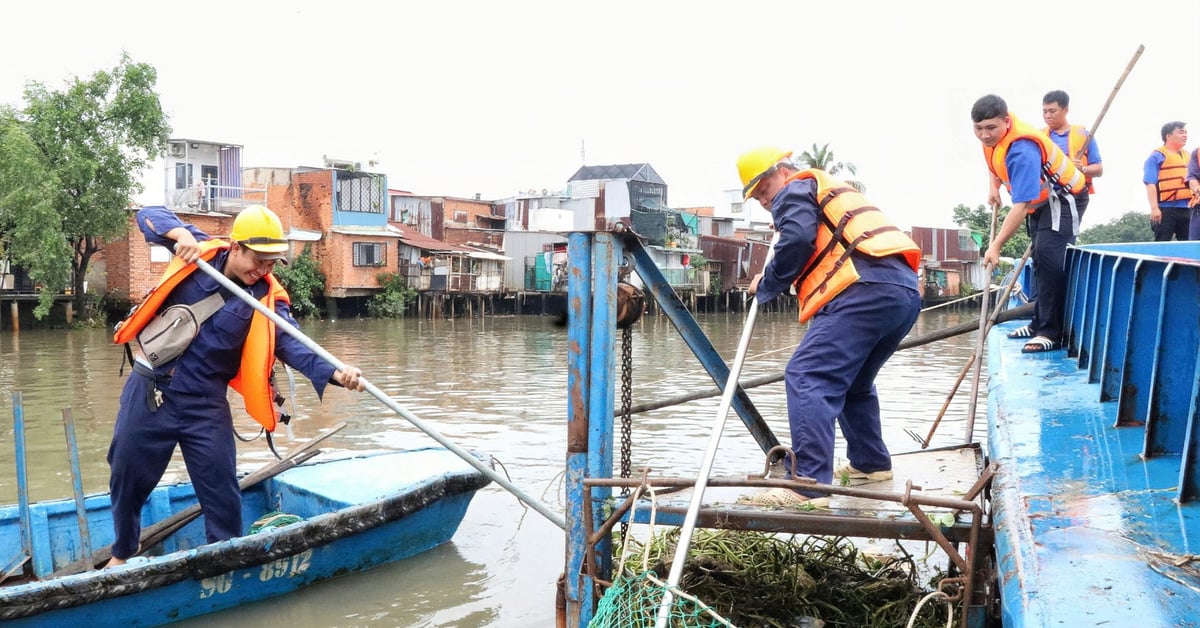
[0,448,491,626]
[988,242,1200,627]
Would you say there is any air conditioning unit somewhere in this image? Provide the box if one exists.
[169,143,185,157]
[322,155,359,171]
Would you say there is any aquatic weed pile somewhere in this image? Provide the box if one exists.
[595,529,949,628]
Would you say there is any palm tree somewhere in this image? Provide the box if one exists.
[795,143,865,192]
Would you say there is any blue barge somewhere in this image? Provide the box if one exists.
[988,241,1200,626]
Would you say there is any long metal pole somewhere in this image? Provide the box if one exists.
[193,258,566,530]
[654,233,778,628]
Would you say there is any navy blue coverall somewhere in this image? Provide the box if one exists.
[107,207,337,560]
[1005,139,1089,344]
[756,178,921,495]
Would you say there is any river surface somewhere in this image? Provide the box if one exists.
[0,308,983,626]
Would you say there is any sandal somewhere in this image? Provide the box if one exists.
[1007,324,1034,339]
[1021,336,1060,353]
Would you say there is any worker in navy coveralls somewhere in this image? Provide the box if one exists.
[105,205,365,567]
[735,147,922,507]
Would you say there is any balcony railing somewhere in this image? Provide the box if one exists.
[171,184,268,215]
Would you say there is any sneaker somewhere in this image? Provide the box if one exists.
[835,464,893,484]
[737,488,830,509]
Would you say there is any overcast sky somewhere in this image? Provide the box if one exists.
[3,1,1198,230]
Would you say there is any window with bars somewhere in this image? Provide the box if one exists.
[337,174,386,213]
[353,242,386,267]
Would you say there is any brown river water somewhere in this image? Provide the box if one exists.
[0,308,982,626]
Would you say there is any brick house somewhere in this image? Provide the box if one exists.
[433,195,506,251]
[244,166,393,300]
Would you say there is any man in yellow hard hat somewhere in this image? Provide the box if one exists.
[737,147,922,507]
[105,204,366,567]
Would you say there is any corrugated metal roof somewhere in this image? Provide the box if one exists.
[392,224,469,253]
[464,250,511,261]
[287,228,323,242]
[567,163,664,184]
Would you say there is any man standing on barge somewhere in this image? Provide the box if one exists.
[735,147,922,507]
[972,94,1088,354]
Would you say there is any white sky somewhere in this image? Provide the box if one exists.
[2,0,1198,230]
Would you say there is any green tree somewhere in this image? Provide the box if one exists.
[2,53,169,318]
[367,272,417,318]
[274,247,326,318]
[795,142,865,192]
[1077,211,1154,245]
[951,203,1030,259]
[0,107,68,311]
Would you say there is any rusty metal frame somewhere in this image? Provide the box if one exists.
[582,462,997,626]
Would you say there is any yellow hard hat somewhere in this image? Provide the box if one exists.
[230,205,288,254]
[737,147,793,200]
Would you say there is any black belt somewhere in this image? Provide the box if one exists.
[132,361,173,386]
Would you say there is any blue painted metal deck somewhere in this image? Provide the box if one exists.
[988,241,1200,627]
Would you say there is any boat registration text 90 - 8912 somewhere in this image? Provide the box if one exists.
[198,549,314,599]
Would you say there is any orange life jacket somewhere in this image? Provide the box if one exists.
[784,169,922,322]
[986,115,1085,212]
[114,240,291,432]
[1153,146,1190,203]
[1043,124,1096,193]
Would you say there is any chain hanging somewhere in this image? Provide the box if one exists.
[619,324,634,539]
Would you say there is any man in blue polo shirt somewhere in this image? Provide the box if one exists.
[1144,121,1191,241]
[1042,90,1103,191]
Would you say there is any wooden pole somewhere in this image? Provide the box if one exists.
[1074,44,1145,161]
[61,408,94,572]
[963,205,1000,443]
[1,392,33,584]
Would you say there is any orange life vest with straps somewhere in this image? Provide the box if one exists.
[1042,124,1097,193]
[114,240,291,432]
[1153,146,1190,203]
[785,169,922,323]
[986,115,1085,211]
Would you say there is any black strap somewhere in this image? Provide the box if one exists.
[121,343,134,377]
[802,186,902,298]
[265,431,282,460]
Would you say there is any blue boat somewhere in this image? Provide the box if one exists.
[988,241,1200,626]
[0,448,491,627]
